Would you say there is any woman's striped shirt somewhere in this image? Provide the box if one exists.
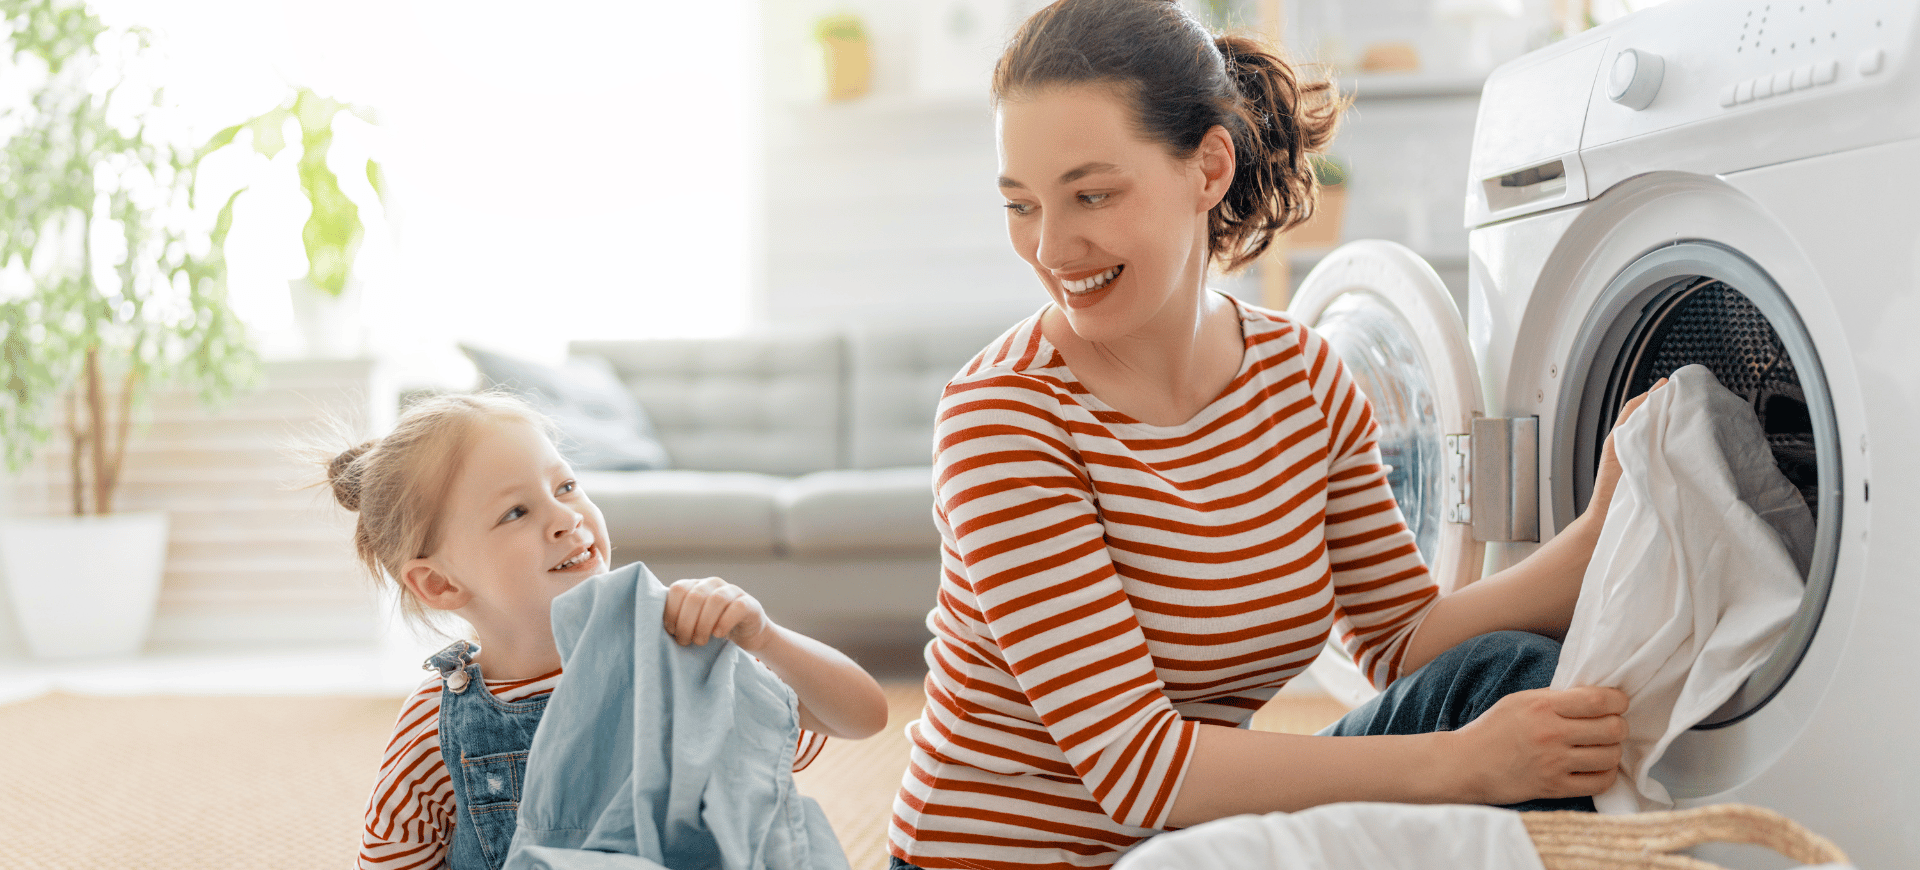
[358,666,826,869]
[889,297,1440,869]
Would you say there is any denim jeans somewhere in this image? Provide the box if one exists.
[1318,629,1595,813]
[887,631,1590,870]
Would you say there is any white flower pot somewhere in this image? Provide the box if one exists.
[0,511,169,659]
[288,278,367,359]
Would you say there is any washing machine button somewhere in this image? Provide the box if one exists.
[1721,84,1740,107]
[1859,48,1886,76]
[1792,65,1813,91]
[1773,69,1796,94]
[1736,79,1755,103]
[1754,74,1774,99]
[1608,48,1665,110]
[1814,59,1839,85]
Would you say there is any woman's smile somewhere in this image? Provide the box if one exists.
[1060,264,1125,306]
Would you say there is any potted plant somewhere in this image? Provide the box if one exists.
[814,13,872,101]
[201,85,388,358]
[0,0,256,658]
[1289,153,1350,250]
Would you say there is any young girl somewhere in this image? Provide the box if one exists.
[334,392,887,870]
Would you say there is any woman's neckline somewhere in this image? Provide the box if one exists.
[1034,290,1255,432]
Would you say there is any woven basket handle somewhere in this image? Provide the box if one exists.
[1521,803,1849,870]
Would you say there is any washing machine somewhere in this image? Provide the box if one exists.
[1288,0,1919,865]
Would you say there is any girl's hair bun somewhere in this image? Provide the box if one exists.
[328,440,375,512]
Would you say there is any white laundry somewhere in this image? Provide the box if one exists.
[1114,803,1546,870]
[1552,364,1813,813]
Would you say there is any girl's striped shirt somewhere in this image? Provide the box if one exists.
[358,666,827,869]
[889,297,1440,869]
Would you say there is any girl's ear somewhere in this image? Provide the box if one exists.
[403,558,470,611]
[1194,124,1236,211]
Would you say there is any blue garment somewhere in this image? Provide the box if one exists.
[504,562,850,870]
[1318,630,1595,813]
[430,639,553,870]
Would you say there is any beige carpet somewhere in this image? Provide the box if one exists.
[0,683,1347,869]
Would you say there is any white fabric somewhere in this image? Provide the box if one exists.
[1553,364,1813,813]
[1114,803,1546,870]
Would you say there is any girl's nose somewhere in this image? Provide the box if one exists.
[552,509,582,538]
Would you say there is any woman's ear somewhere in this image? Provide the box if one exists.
[403,558,470,611]
[1194,124,1236,210]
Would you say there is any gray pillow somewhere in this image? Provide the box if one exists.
[460,344,671,471]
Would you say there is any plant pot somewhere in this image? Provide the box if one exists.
[1290,184,1348,250]
[288,278,368,359]
[820,35,873,101]
[0,511,169,659]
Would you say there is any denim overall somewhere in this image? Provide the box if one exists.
[427,640,552,870]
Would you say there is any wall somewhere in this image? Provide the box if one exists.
[753,0,1527,329]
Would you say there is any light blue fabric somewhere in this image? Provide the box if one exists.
[504,562,850,870]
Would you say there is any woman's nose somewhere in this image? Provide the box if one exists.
[1034,211,1085,271]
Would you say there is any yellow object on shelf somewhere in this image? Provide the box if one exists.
[815,14,872,101]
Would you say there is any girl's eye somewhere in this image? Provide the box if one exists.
[1078,193,1109,206]
[1004,202,1034,217]
[557,480,577,496]
[501,505,527,524]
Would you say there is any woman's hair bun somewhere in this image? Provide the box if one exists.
[328,441,375,512]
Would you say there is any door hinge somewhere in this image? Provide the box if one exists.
[1444,417,1540,542]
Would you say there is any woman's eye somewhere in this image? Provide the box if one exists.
[1004,202,1034,216]
[1078,193,1109,206]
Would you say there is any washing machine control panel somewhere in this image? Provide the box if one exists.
[1583,0,1910,141]
[1469,0,1918,228]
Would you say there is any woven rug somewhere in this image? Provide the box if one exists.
[0,683,1348,869]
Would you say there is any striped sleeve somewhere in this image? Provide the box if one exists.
[357,678,456,870]
[1295,322,1440,687]
[931,372,1198,831]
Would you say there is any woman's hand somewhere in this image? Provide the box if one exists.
[1444,685,1629,804]
[1588,377,1668,521]
[663,576,772,652]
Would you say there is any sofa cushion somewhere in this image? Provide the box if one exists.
[460,344,671,471]
[779,467,938,557]
[580,471,783,559]
[847,319,1016,469]
[573,333,843,475]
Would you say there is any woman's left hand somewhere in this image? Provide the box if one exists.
[663,576,772,652]
[1589,377,1668,519]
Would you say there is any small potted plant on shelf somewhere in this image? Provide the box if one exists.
[0,0,256,658]
[201,85,389,358]
[1289,153,1350,250]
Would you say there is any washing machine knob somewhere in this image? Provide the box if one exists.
[1608,48,1665,110]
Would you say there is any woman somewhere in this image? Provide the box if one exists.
[887,2,1653,869]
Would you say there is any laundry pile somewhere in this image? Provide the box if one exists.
[1114,802,1851,870]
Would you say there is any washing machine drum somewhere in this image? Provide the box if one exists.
[1564,240,1842,728]
[1604,278,1819,517]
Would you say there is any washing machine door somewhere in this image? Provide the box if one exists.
[1290,239,1486,591]
[1288,240,1486,706]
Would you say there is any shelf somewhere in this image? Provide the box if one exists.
[1340,73,1488,101]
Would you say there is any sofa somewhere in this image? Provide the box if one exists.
[545,318,1013,663]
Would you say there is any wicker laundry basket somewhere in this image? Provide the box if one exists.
[1522,803,1848,869]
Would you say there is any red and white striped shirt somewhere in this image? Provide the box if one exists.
[890,298,1440,869]
[358,666,827,869]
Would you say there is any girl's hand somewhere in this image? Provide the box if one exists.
[1589,377,1668,520]
[1446,685,1629,804]
[663,576,772,652]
